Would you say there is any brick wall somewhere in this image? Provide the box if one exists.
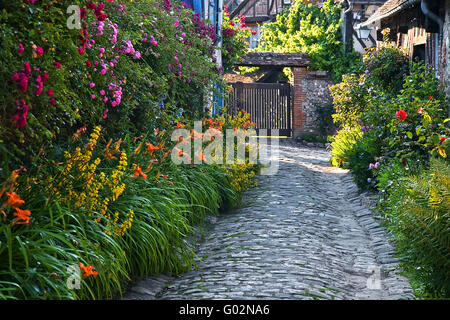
[291,68,334,138]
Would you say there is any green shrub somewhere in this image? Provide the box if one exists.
[329,126,362,167]
[363,38,409,95]
[377,158,450,298]
[330,73,369,127]
[344,131,382,190]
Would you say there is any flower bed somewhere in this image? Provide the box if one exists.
[0,0,259,299]
[329,34,450,298]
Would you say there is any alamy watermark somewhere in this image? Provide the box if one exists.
[66,264,81,290]
[366,265,382,290]
[66,5,82,30]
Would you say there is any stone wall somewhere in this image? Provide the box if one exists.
[291,68,334,138]
[300,71,334,135]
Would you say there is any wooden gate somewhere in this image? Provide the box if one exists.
[226,82,292,136]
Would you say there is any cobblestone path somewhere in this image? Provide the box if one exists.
[124,141,414,300]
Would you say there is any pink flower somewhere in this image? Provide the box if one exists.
[89,82,96,88]
[49,98,56,106]
[100,90,105,96]
[53,62,61,69]
[18,76,29,92]
[91,94,96,99]
[78,47,85,55]
[35,86,43,96]
[99,48,105,53]
[13,100,29,129]
[10,73,20,82]
[24,62,31,76]
[17,43,25,54]
[100,68,107,75]
[47,89,54,97]
[134,51,141,59]
[86,60,92,68]
[174,19,179,27]
[42,73,49,82]
[35,47,44,56]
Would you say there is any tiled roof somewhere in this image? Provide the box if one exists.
[361,0,420,26]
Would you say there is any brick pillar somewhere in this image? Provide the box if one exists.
[292,67,307,138]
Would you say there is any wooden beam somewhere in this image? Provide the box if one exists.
[230,0,252,19]
[236,52,311,67]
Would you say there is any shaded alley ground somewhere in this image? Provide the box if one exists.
[124,140,415,300]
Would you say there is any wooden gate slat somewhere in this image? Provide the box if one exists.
[226,82,291,136]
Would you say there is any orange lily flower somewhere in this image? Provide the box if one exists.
[105,151,117,160]
[6,192,25,208]
[145,142,160,156]
[79,263,98,278]
[132,164,147,179]
[175,121,184,128]
[13,207,31,225]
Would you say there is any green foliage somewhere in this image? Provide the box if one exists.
[329,126,362,167]
[363,39,410,94]
[221,6,254,73]
[330,73,369,127]
[0,0,221,169]
[257,0,361,81]
[344,131,382,190]
[377,158,450,298]
[331,35,450,297]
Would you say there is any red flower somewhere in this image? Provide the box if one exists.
[417,107,423,114]
[35,47,44,56]
[85,60,92,68]
[441,136,447,142]
[42,73,49,82]
[53,62,61,69]
[428,96,433,99]
[86,2,97,9]
[49,98,56,106]
[396,109,407,121]
[47,89,54,97]
[78,47,85,56]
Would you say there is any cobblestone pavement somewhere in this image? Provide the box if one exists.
[124,140,414,300]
